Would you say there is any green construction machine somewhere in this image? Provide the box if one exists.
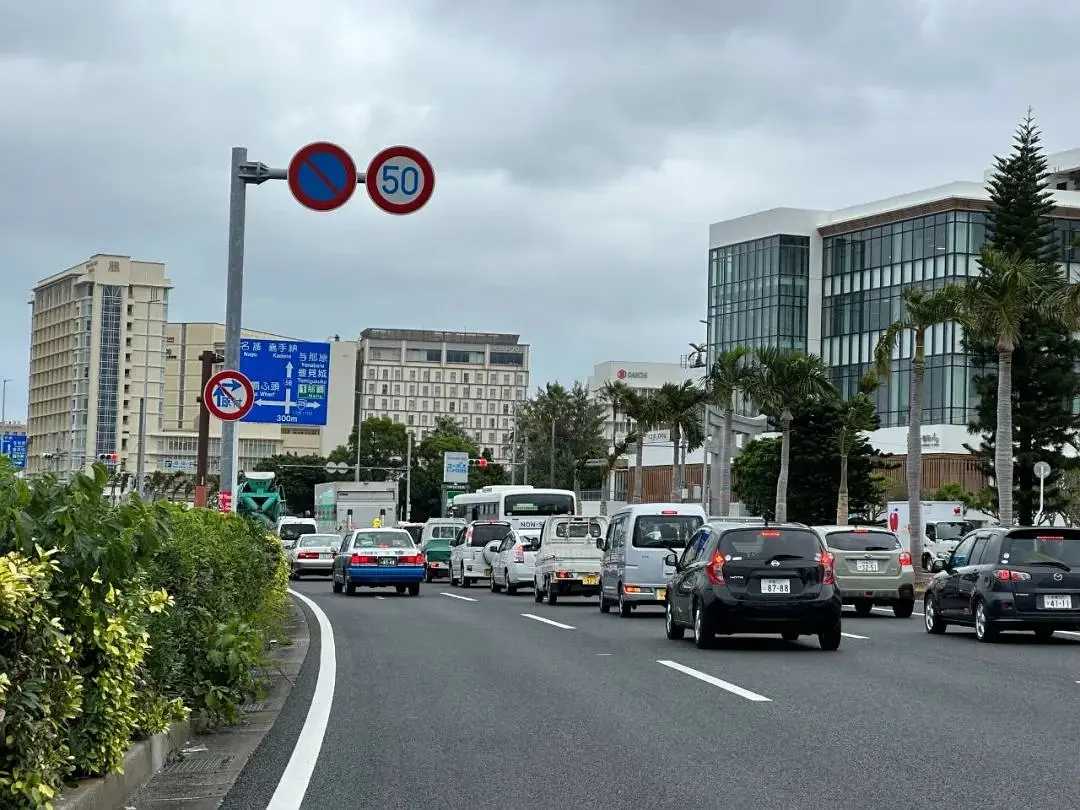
[237,471,286,529]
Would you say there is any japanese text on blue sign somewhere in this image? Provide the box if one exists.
[239,340,330,426]
[1,434,28,470]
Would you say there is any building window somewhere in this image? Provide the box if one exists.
[408,414,415,425]
[490,351,524,366]
[463,373,469,384]
[449,372,456,382]
[503,404,509,414]
[381,368,388,380]
[447,350,483,364]
[409,369,416,380]
[381,384,389,395]
[449,401,455,412]
[367,397,375,408]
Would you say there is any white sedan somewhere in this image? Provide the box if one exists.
[489,530,538,594]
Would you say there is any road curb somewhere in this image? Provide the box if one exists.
[56,598,311,810]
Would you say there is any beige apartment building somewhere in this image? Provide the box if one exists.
[157,322,322,474]
[26,255,171,475]
[343,328,531,464]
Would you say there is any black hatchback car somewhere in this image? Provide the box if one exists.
[664,523,843,650]
[924,527,1080,641]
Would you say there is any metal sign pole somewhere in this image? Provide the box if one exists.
[220,146,248,510]
[405,432,413,521]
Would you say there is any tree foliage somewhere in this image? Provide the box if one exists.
[408,416,506,522]
[518,383,606,491]
[732,399,883,524]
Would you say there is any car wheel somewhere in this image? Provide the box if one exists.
[1034,627,1055,642]
[665,598,685,640]
[974,600,998,642]
[462,571,471,588]
[534,579,543,603]
[546,578,558,605]
[408,582,420,597]
[425,570,433,583]
[924,594,946,634]
[490,572,501,593]
[599,583,610,614]
[782,630,799,642]
[853,599,873,617]
[505,572,517,595]
[922,553,933,572]
[818,620,842,651]
[618,586,632,618]
[332,572,342,594]
[396,585,407,595]
[344,573,356,596]
[292,570,301,581]
[893,599,914,619]
[448,565,457,587]
[693,602,712,649]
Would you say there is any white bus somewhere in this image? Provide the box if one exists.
[451,486,577,538]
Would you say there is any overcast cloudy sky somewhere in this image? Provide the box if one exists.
[3,1,1080,419]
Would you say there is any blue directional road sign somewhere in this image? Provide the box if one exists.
[1,434,27,469]
[239,340,330,426]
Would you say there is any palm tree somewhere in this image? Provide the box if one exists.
[654,382,706,502]
[704,346,754,516]
[624,390,662,504]
[599,380,633,514]
[748,348,834,523]
[874,285,963,568]
[836,373,879,525]
[959,247,1062,526]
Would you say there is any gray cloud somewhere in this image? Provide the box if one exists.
[3,0,1080,419]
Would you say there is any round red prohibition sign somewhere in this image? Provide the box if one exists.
[288,142,358,212]
[365,145,435,215]
[203,369,255,422]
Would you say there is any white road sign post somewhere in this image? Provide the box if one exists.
[1034,461,1051,520]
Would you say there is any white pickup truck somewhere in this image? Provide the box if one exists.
[533,515,609,605]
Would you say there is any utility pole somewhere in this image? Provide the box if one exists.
[549,418,556,488]
[405,431,413,521]
[523,439,529,486]
[1,378,9,423]
[135,301,153,496]
[194,350,221,507]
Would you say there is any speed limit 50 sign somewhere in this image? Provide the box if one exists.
[365,145,435,215]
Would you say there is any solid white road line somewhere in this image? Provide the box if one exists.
[841,631,870,640]
[520,613,576,630]
[374,596,385,600]
[269,590,337,810]
[440,592,478,602]
[1058,630,1080,638]
[657,660,771,702]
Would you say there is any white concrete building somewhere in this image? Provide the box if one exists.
[26,255,171,476]
[342,329,531,463]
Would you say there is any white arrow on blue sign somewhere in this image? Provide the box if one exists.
[239,340,331,426]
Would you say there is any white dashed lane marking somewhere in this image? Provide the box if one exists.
[657,660,772,702]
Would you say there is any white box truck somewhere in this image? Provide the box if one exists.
[885,500,984,571]
[314,481,398,534]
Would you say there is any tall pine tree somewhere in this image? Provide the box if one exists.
[965,111,1080,524]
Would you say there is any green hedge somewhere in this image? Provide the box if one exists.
[0,463,288,809]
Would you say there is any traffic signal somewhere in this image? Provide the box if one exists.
[469,457,488,469]
[96,452,119,465]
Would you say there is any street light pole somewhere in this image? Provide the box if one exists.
[549,418,556,488]
[219,147,248,510]
[405,431,413,521]
[1,378,9,423]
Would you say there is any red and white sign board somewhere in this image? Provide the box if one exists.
[365,145,435,215]
[218,491,233,514]
[203,369,255,422]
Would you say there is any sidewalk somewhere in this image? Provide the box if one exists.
[127,598,310,810]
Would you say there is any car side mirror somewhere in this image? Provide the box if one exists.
[664,552,678,568]
[931,559,948,573]
[488,542,500,552]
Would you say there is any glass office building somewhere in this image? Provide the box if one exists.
[707,157,1080,446]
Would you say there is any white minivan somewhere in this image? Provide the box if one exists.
[599,503,706,616]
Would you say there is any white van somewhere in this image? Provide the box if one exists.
[534,515,608,605]
[277,516,318,549]
[599,503,707,616]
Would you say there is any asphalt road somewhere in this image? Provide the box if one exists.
[227,577,1080,809]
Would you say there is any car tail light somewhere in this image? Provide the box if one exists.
[994,569,1031,582]
[513,544,525,563]
[350,554,377,566]
[820,550,836,585]
[705,550,725,585]
[898,551,912,567]
[298,551,318,559]
[399,553,424,565]
[556,571,573,579]
[661,509,678,515]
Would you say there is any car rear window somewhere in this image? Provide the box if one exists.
[300,535,337,548]
[718,528,822,560]
[934,521,972,540]
[470,523,511,547]
[425,538,450,549]
[825,531,900,552]
[433,525,461,539]
[632,515,703,548]
[1001,530,1080,567]
[352,531,414,549]
[554,520,604,540]
[280,523,316,541]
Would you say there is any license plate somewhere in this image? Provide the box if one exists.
[656,587,666,601]
[430,562,445,569]
[582,575,599,586]
[761,578,791,594]
[1043,594,1073,609]
[379,558,396,567]
[321,553,332,559]
[855,559,879,573]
